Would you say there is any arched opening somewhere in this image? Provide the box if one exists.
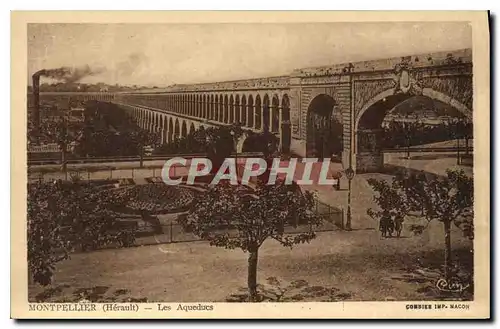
[224,95,229,123]
[174,118,180,140]
[271,95,280,133]
[202,95,207,119]
[306,94,343,159]
[241,95,247,126]
[263,94,270,132]
[162,116,168,143]
[209,95,214,120]
[281,94,291,154]
[229,95,235,123]
[214,95,219,121]
[247,95,254,128]
[168,117,174,143]
[189,95,193,116]
[355,90,472,172]
[197,95,201,118]
[196,95,201,118]
[254,95,262,130]
[190,122,196,135]
[235,95,240,124]
[181,120,188,138]
[219,94,224,122]
[154,113,159,132]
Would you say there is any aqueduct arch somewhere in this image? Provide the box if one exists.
[306,94,343,159]
[353,86,473,172]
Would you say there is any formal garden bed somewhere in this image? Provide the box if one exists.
[110,183,196,215]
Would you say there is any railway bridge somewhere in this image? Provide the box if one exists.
[33,48,473,172]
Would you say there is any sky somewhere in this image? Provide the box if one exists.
[27,22,472,87]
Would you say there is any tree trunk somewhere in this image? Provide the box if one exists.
[247,249,259,302]
[465,138,470,156]
[444,220,452,280]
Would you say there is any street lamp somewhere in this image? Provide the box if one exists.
[344,166,355,231]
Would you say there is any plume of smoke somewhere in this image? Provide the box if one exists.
[116,52,149,77]
[33,64,106,83]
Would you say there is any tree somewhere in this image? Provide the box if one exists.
[28,180,133,286]
[367,169,473,279]
[367,177,410,238]
[178,180,322,301]
[401,115,425,159]
[130,129,161,168]
[416,169,474,279]
[47,117,81,178]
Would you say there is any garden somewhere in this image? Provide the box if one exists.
[110,183,196,215]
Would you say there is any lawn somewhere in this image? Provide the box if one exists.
[29,221,473,303]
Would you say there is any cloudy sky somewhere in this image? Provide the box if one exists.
[27,22,472,87]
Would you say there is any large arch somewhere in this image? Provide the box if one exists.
[353,87,472,172]
[189,122,196,135]
[306,94,342,159]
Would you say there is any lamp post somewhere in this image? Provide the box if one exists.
[344,166,355,231]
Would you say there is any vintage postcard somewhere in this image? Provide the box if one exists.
[11,11,490,319]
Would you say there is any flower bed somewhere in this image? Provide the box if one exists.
[111,183,196,215]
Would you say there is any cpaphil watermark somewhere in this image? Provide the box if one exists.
[160,157,343,186]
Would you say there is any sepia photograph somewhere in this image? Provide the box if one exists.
[11,11,490,319]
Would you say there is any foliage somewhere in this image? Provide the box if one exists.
[27,180,134,286]
[381,116,473,149]
[73,102,161,158]
[367,177,411,230]
[180,180,321,251]
[367,168,473,278]
[110,184,195,214]
[179,179,322,300]
[153,124,241,155]
[418,169,474,237]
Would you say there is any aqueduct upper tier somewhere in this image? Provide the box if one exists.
[33,48,472,172]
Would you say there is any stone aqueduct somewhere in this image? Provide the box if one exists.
[35,48,473,172]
